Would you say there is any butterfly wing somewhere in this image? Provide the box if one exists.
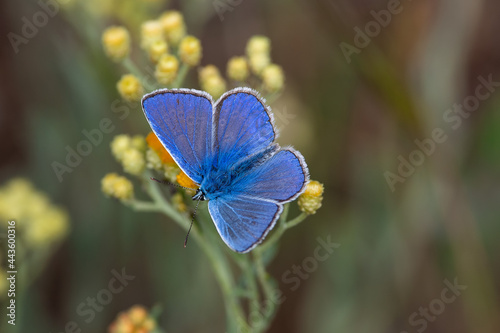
[209,148,308,252]
[213,88,276,170]
[208,196,282,253]
[142,89,214,184]
[235,148,309,203]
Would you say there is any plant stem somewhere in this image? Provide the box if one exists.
[139,173,248,332]
[172,63,190,88]
[123,57,157,91]
[252,250,277,332]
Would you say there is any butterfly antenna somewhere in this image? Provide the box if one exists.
[184,198,201,248]
[150,177,192,190]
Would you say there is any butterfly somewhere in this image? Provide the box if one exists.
[141,87,309,253]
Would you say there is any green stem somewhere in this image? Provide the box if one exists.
[252,250,277,332]
[138,172,248,332]
[242,256,260,328]
[258,206,308,254]
[171,63,190,88]
[123,57,157,91]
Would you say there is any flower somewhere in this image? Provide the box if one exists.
[101,173,134,201]
[0,178,69,247]
[261,64,284,93]
[176,171,198,189]
[121,148,146,176]
[108,305,156,333]
[24,207,69,246]
[102,26,131,61]
[147,40,168,63]
[155,54,179,85]
[159,11,186,45]
[298,180,324,215]
[227,56,249,82]
[199,65,226,99]
[179,35,202,66]
[131,135,146,152]
[248,52,270,75]
[203,75,227,100]
[111,135,132,161]
[198,65,220,82]
[117,74,144,102]
[246,35,271,57]
[246,36,272,75]
[146,132,175,165]
[140,20,164,50]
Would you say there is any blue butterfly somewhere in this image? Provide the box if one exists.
[141,87,309,253]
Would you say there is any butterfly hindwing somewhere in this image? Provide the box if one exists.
[234,148,309,203]
[208,196,282,253]
[142,89,214,184]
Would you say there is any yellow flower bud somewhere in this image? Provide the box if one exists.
[202,75,227,100]
[102,26,130,62]
[121,148,145,176]
[246,35,270,58]
[101,173,134,201]
[140,20,164,49]
[249,53,270,75]
[227,56,249,82]
[159,11,186,45]
[111,135,132,161]
[198,65,220,83]
[117,74,144,102]
[147,40,168,63]
[155,54,179,85]
[261,64,284,93]
[131,135,146,152]
[298,180,324,215]
[179,35,202,66]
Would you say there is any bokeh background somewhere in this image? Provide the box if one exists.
[1,0,500,332]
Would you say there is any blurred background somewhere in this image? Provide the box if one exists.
[1,0,500,332]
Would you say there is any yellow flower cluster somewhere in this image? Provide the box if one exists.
[198,35,284,97]
[103,11,204,91]
[198,65,227,99]
[298,180,324,215]
[0,178,69,247]
[108,305,157,333]
[246,36,284,93]
[111,135,146,176]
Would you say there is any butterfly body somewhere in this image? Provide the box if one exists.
[142,87,308,253]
